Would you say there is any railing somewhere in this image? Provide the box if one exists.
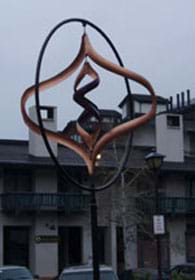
[136,196,195,216]
[184,150,195,157]
[0,192,90,213]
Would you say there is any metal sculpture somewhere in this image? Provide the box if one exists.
[21,32,156,175]
[21,18,157,280]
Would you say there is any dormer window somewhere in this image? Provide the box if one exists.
[70,134,82,143]
[40,107,54,120]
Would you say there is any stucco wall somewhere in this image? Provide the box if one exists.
[133,123,155,147]
[29,106,57,157]
[168,218,186,266]
[156,114,184,162]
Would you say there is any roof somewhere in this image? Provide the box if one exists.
[1,140,195,173]
[118,94,168,108]
[97,109,121,118]
[63,109,122,134]
[0,139,151,169]
[0,139,118,168]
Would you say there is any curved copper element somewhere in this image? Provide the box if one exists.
[73,61,101,150]
[21,33,157,175]
[82,35,157,165]
[21,36,94,172]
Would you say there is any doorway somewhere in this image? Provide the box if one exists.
[58,226,82,272]
[3,226,30,266]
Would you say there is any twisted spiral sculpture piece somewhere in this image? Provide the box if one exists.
[73,61,101,151]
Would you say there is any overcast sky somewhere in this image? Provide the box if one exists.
[0,0,194,139]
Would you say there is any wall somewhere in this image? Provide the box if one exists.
[168,218,186,266]
[29,106,57,157]
[165,174,186,265]
[133,123,155,147]
[156,113,184,162]
[134,102,166,114]
[32,169,58,278]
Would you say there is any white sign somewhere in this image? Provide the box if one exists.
[153,215,165,235]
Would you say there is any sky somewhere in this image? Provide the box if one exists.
[0,0,194,140]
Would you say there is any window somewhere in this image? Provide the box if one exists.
[58,227,82,271]
[117,226,124,273]
[4,169,32,192]
[138,232,170,269]
[57,168,82,193]
[70,134,82,143]
[98,227,106,264]
[4,226,30,266]
[186,177,195,197]
[189,132,195,155]
[167,115,180,128]
[40,107,54,120]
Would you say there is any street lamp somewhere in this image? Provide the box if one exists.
[145,152,165,170]
[145,151,165,280]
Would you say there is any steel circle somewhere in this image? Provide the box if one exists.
[35,18,133,192]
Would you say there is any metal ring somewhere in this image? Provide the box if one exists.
[35,18,133,192]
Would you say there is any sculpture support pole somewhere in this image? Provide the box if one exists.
[90,177,100,280]
[155,170,162,280]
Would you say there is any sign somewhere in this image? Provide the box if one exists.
[35,235,59,243]
[153,215,165,235]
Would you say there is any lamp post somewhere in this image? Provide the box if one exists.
[145,152,165,280]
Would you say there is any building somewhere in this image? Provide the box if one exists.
[0,90,195,277]
[0,106,123,278]
[119,89,195,269]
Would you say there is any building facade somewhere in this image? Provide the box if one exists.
[119,90,195,270]
[0,91,195,277]
[0,106,123,278]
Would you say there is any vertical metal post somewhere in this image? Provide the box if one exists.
[155,171,162,280]
[90,178,100,280]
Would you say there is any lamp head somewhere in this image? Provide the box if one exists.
[145,151,165,170]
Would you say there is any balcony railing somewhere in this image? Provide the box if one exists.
[136,196,195,216]
[0,192,90,213]
[184,150,195,157]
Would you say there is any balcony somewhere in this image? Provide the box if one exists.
[0,192,90,213]
[136,196,195,216]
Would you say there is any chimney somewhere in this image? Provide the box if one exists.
[176,94,180,110]
[181,91,185,108]
[166,99,169,112]
[187,89,191,106]
[169,96,173,111]
[29,106,57,157]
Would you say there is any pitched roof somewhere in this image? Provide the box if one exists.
[0,139,195,173]
[0,139,150,169]
[0,139,117,168]
[118,94,168,108]
[62,109,122,134]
